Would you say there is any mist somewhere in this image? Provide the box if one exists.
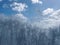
[0,14,60,45]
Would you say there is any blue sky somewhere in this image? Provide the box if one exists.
[0,0,60,19]
[0,0,60,29]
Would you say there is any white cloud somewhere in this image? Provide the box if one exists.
[10,2,28,22]
[0,13,28,23]
[14,13,28,22]
[33,9,60,29]
[10,2,28,12]
[42,8,54,15]
[31,0,43,4]
[0,9,60,31]
[50,9,60,19]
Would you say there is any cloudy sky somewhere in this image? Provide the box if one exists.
[0,0,60,29]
